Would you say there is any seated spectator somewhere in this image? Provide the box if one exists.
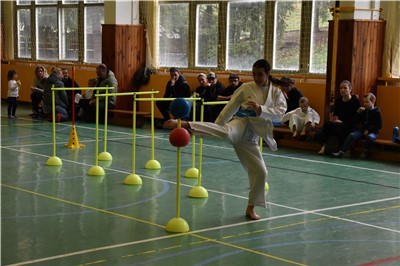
[332,93,382,159]
[316,80,360,155]
[281,96,320,139]
[42,67,69,122]
[30,66,49,118]
[77,78,97,118]
[190,73,209,121]
[156,67,191,128]
[280,76,303,113]
[79,64,118,122]
[204,72,225,122]
[213,73,243,119]
[61,67,81,115]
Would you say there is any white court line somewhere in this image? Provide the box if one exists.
[3,146,400,266]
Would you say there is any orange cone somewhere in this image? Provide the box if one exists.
[65,125,85,149]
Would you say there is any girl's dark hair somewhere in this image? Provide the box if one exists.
[7,69,17,80]
[252,59,290,87]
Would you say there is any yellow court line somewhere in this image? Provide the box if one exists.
[1,183,165,229]
[2,183,307,266]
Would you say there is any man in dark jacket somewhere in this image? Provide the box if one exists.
[156,67,191,128]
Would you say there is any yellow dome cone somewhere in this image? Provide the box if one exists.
[65,125,85,149]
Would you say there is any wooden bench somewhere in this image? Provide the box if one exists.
[272,125,400,162]
[108,109,151,128]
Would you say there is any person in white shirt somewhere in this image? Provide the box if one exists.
[281,96,320,138]
[7,70,21,119]
[163,59,288,220]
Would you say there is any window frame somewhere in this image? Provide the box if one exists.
[13,0,103,64]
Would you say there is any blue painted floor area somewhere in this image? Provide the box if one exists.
[1,104,400,266]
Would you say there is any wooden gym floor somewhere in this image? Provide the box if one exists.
[1,103,399,266]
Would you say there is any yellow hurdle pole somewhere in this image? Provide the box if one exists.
[191,92,197,169]
[176,118,182,218]
[197,100,205,187]
[94,96,100,166]
[132,94,137,174]
[103,87,109,153]
[330,6,340,119]
[150,91,155,160]
[51,86,57,157]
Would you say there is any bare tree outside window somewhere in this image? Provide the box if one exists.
[61,8,78,60]
[36,7,59,60]
[310,0,333,73]
[227,1,265,71]
[17,9,31,58]
[159,3,189,68]
[84,6,103,63]
[273,0,301,70]
[196,4,219,67]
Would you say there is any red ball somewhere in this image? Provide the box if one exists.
[169,128,190,147]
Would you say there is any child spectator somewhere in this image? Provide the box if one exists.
[280,76,303,113]
[281,96,320,138]
[7,70,21,119]
[332,93,382,159]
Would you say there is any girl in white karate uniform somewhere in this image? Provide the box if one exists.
[281,96,320,138]
[164,59,287,220]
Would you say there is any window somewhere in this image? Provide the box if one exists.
[227,1,265,70]
[310,0,333,73]
[15,0,104,63]
[196,3,219,68]
[158,3,189,68]
[148,1,333,74]
[273,0,302,71]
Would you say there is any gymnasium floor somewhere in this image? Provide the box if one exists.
[1,103,400,266]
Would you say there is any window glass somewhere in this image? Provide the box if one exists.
[310,0,332,73]
[273,0,302,70]
[195,4,218,67]
[16,0,31,5]
[227,1,265,71]
[36,7,58,60]
[63,0,79,4]
[84,0,104,3]
[36,0,57,5]
[17,9,31,58]
[159,3,189,68]
[60,7,78,60]
[84,6,104,63]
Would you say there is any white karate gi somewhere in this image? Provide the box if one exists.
[188,81,287,207]
[281,107,320,133]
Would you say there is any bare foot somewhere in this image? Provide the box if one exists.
[292,131,298,138]
[163,119,177,129]
[300,130,306,136]
[245,205,261,220]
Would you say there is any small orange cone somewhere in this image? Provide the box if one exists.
[65,125,85,149]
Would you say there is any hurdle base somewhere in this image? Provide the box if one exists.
[46,156,62,166]
[145,159,161,170]
[87,165,105,176]
[166,217,189,233]
[98,152,113,161]
[124,174,143,185]
[189,186,208,198]
[184,168,199,178]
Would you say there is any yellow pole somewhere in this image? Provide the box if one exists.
[330,6,340,118]
[51,86,56,157]
[132,95,137,173]
[176,119,182,218]
[150,91,155,160]
[191,92,197,168]
[94,96,100,166]
[103,87,109,152]
[197,100,205,187]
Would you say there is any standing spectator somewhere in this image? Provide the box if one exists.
[332,93,382,159]
[281,96,320,138]
[43,67,69,122]
[30,66,49,118]
[156,67,191,128]
[280,76,303,113]
[79,64,118,122]
[7,70,21,119]
[316,80,360,155]
[163,59,287,220]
